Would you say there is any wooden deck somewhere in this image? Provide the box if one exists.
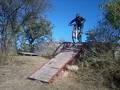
[29,51,78,83]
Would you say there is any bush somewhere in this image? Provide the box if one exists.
[34,41,60,58]
[75,43,120,90]
[0,54,8,65]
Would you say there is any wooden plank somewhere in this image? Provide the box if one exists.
[29,51,78,83]
[29,67,59,82]
[18,52,39,56]
[47,51,76,69]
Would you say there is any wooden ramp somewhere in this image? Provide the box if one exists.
[29,51,78,83]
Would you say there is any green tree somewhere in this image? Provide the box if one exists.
[87,21,119,43]
[0,0,51,54]
[87,0,120,43]
[24,18,53,52]
[101,0,120,29]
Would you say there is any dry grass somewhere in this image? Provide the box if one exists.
[0,54,9,65]
[75,48,120,90]
[0,44,119,90]
[0,56,48,90]
[0,55,110,90]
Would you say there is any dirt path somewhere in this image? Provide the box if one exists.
[0,56,109,90]
[0,56,78,90]
[0,56,49,90]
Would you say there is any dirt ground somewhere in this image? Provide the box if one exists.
[0,56,109,90]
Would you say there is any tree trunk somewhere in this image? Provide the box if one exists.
[29,40,34,52]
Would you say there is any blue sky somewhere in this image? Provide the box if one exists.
[47,0,103,42]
